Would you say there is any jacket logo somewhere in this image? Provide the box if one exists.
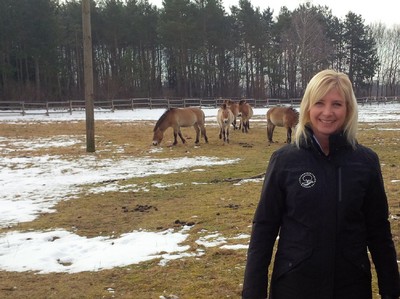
[299,172,316,188]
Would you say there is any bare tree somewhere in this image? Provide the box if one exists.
[292,4,330,89]
[371,24,400,96]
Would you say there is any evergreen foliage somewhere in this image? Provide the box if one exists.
[0,0,397,102]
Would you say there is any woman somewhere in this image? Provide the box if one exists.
[242,70,400,299]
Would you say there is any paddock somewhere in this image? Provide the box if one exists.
[0,104,399,299]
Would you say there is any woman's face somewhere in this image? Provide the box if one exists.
[309,88,347,141]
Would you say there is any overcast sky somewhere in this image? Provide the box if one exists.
[149,0,399,27]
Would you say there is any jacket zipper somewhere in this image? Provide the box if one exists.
[338,167,342,202]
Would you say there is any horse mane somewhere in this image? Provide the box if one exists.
[224,99,234,105]
[289,106,299,116]
[154,108,175,131]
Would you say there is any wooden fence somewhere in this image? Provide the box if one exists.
[0,96,398,116]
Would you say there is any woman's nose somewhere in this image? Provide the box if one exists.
[322,104,333,115]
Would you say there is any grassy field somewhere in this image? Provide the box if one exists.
[0,116,399,299]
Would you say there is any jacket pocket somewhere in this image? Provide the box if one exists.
[272,248,313,280]
[341,246,371,279]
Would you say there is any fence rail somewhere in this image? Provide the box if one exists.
[0,96,398,116]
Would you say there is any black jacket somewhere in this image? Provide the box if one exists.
[242,128,400,299]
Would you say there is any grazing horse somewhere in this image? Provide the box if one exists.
[152,107,208,146]
[238,100,253,133]
[217,103,235,143]
[223,99,240,130]
[266,106,299,144]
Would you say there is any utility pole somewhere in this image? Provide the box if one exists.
[82,0,95,152]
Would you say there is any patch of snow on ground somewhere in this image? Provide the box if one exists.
[0,103,398,273]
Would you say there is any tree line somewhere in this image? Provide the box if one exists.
[0,0,399,103]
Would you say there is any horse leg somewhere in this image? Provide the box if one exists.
[232,117,237,130]
[267,124,275,143]
[243,119,248,133]
[175,128,185,144]
[194,124,200,144]
[267,123,272,142]
[226,128,230,143]
[287,127,292,143]
[219,127,223,139]
[271,126,276,141]
[173,130,179,145]
[201,125,208,143]
[178,130,186,144]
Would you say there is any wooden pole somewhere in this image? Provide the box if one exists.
[82,0,95,152]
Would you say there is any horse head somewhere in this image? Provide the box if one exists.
[152,127,164,146]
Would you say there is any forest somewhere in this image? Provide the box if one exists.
[0,0,399,103]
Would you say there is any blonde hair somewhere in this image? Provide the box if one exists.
[294,69,358,149]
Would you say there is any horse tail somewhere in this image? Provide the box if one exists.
[291,107,300,126]
[289,106,298,114]
[266,107,274,124]
[201,108,206,123]
[199,108,208,142]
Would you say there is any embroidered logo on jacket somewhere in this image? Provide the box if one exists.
[299,172,316,188]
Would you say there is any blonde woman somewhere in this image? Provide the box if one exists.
[242,70,400,299]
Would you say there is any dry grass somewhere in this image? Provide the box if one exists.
[0,117,399,299]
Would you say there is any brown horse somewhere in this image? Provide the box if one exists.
[238,100,253,133]
[217,103,235,143]
[152,107,208,146]
[266,106,299,144]
[223,99,240,130]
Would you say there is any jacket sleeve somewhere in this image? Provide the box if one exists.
[242,151,284,299]
[364,150,400,297]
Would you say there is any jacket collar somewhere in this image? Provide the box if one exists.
[301,125,352,156]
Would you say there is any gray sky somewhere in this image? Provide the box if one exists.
[149,0,399,27]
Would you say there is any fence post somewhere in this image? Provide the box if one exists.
[46,102,49,116]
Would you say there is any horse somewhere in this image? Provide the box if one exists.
[152,107,208,146]
[223,99,240,130]
[238,100,253,133]
[217,103,235,143]
[266,106,299,144]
